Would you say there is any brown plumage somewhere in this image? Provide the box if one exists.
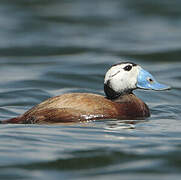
[2,93,149,124]
[1,62,169,124]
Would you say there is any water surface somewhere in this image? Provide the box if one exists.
[0,0,181,179]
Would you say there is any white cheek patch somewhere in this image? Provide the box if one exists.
[104,65,122,84]
[104,64,140,93]
[110,71,120,78]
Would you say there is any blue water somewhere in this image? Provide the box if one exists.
[0,0,181,179]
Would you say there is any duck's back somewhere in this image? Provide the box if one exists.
[2,93,150,124]
[22,93,120,123]
[31,93,116,113]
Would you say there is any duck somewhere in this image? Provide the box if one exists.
[1,62,170,124]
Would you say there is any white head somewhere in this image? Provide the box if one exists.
[104,62,170,99]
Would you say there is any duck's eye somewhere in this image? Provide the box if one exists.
[123,65,132,71]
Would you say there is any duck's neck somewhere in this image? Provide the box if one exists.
[104,84,150,118]
[104,84,132,100]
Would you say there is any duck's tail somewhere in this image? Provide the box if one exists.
[0,117,22,124]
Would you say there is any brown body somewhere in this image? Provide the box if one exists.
[2,93,150,124]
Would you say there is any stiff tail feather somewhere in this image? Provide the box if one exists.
[0,117,22,124]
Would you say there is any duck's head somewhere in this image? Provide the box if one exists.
[104,62,170,99]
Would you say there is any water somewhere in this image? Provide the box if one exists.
[0,0,181,179]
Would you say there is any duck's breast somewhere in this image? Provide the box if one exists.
[5,93,149,124]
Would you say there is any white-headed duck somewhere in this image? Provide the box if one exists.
[2,62,170,124]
